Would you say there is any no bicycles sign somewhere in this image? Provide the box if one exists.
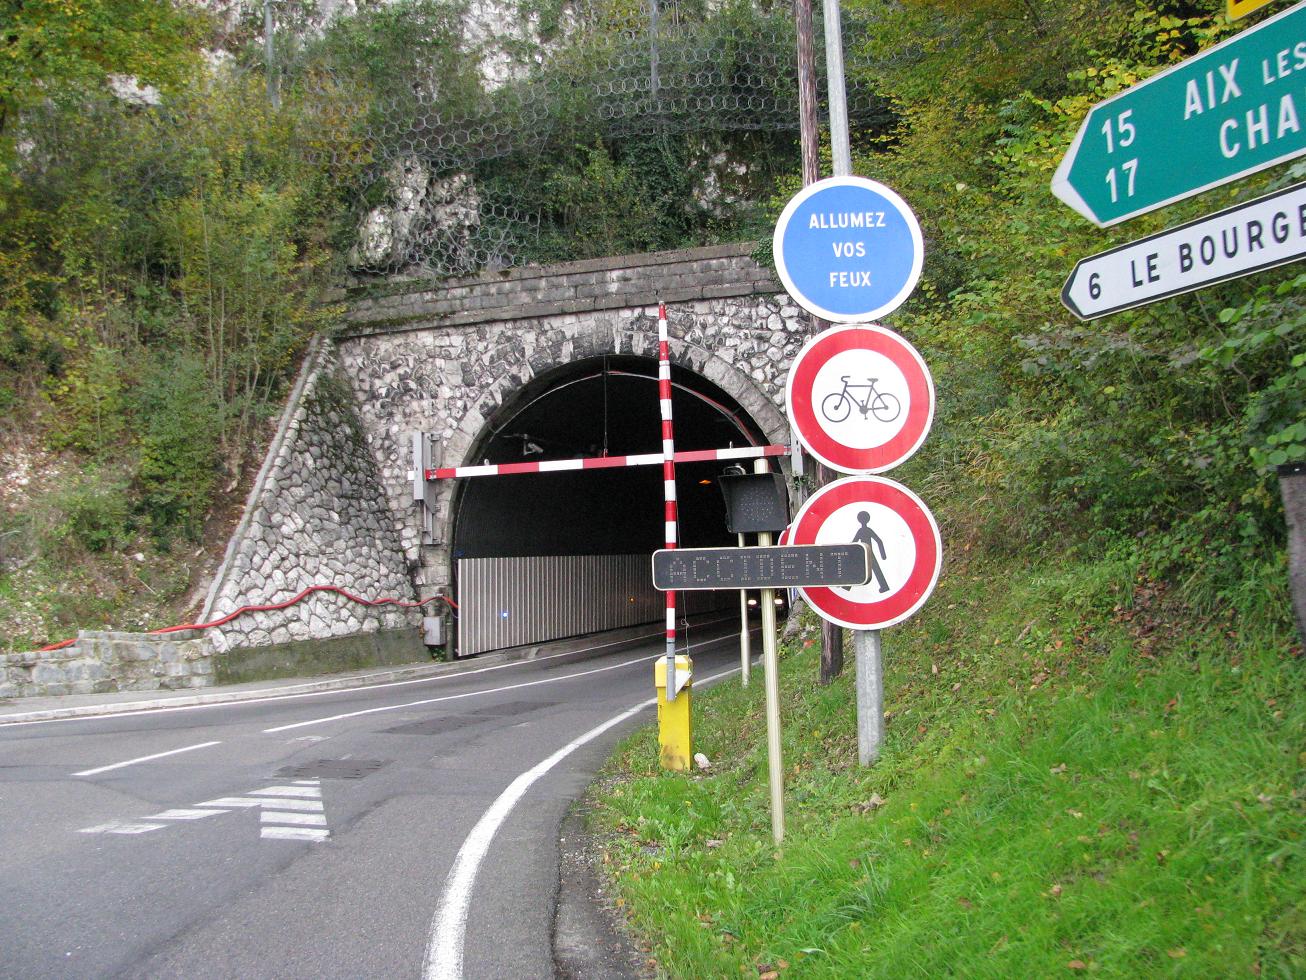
[786,323,935,474]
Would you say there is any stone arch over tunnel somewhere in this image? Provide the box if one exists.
[336,244,808,655]
[451,352,776,562]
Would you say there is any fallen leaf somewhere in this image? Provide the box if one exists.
[931,663,939,675]
[1167,948,1186,959]
[957,897,973,909]
[1067,960,1088,970]
[1156,850,1170,865]
[1050,763,1068,774]
[706,839,723,848]
[1050,884,1063,898]
[1067,809,1084,819]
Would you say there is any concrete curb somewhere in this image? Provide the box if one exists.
[0,620,684,726]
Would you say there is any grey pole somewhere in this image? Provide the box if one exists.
[755,459,785,844]
[264,0,279,109]
[854,628,884,765]
[822,0,851,176]
[738,532,752,688]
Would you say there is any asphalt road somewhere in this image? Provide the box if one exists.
[0,618,748,979]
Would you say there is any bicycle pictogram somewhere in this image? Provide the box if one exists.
[820,376,901,425]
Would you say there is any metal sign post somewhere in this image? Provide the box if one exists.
[789,475,943,768]
[737,532,751,687]
[853,629,885,765]
[755,458,785,844]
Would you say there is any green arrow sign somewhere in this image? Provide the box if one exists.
[1053,2,1306,226]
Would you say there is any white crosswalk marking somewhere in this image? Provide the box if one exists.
[80,822,167,835]
[195,797,266,808]
[251,785,321,798]
[257,778,331,841]
[260,826,329,842]
[77,778,331,842]
[260,811,327,826]
[196,796,321,811]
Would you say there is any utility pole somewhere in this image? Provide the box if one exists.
[794,0,844,683]
[265,0,280,110]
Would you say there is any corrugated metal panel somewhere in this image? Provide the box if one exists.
[458,554,724,656]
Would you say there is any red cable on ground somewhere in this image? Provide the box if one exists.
[35,586,457,653]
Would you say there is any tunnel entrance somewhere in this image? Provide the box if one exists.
[451,354,777,654]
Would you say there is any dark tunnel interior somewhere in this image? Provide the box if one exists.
[452,355,778,559]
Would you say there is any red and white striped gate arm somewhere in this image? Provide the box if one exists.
[658,301,680,694]
[423,444,786,480]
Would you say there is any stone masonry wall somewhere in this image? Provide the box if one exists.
[0,631,212,698]
[339,242,804,598]
[201,344,422,654]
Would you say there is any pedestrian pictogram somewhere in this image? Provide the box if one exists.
[786,324,934,474]
[847,511,890,594]
[790,476,941,631]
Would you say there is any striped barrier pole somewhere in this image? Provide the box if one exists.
[421,444,786,481]
[658,301,680,701]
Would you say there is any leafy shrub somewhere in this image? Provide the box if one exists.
[133,353,220,541]
[44,343,128,455]
[36,468,133,556]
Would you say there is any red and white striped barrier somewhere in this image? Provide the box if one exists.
[422,444,786,481]
[658,302,680,687]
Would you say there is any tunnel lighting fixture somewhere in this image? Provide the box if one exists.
[698,479,712,485]
[499,610,510,619]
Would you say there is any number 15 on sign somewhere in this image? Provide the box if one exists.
[1100,110,1138,206]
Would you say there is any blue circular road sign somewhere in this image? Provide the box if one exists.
[772,176,924,323]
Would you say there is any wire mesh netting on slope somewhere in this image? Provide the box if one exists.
[292,0,893,280]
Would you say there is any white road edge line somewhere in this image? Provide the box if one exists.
[4,618,739,728]
[266,629,751,735]
[72,740,223,777]
[422,663,741,980]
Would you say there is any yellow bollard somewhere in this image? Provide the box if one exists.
[655,655,693,771]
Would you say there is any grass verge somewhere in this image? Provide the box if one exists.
[590,554,1304,977]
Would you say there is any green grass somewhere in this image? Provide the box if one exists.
[591,554,1304,977]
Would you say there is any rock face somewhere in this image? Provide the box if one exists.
[201,341,423,655]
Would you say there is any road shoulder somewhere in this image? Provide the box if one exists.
[554,797,653,980]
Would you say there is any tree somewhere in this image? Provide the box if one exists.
[0,0,203,144]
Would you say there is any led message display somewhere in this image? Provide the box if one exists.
[652,544,870,591]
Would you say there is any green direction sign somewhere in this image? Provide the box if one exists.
[1053,2,1306,226]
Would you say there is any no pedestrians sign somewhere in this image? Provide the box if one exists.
[789,476,942,631]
